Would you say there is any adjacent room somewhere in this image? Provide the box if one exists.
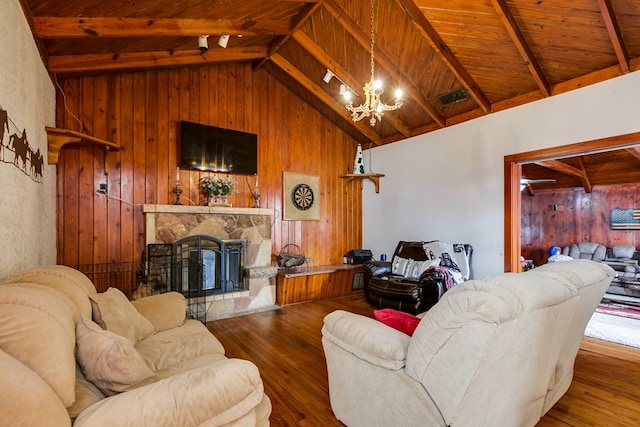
[1,0,639,425]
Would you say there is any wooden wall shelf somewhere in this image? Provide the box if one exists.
[45,127,120,172]
[340,173,385,193]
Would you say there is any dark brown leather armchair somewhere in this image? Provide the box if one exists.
[363,241,473,314]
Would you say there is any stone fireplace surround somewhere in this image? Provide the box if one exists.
[143,204,277,319]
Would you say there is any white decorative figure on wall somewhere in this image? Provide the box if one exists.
[353,143,365,174]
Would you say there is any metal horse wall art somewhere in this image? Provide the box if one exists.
[0,106,44,183]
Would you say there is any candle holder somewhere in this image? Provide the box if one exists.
[172,182,183,205]
[251,188,260,208]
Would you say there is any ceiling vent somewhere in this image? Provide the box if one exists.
[436,88,470,106]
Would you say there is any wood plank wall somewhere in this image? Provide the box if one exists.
[55,63,363,268]
[521,184,640,266]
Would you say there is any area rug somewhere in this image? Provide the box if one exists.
[585,312,640,348]
[595,302,640,321]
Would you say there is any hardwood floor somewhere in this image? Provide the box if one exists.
[206,294,640,426]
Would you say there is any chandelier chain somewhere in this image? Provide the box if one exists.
[370,0,375,82]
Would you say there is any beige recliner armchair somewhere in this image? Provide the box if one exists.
[321,260,614,427]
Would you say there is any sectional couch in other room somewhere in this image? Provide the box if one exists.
[0,265,271,426]
[322,260,614,427]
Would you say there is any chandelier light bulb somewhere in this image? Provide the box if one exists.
[343,90,352,102]
[374,79,383,90]
[395,88,403,99]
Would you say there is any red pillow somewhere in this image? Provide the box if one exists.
[373,309,421,336]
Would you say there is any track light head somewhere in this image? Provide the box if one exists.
[198,35,209,52]
[218,34,230,48]
[323,69,334,83]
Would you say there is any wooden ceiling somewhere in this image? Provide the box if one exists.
[19,0,640,189]
[520,146,640,194]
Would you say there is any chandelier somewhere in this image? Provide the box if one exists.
[344,0,403,127]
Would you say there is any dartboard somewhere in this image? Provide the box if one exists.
[291,183,314,210]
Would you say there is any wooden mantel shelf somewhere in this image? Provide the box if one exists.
[45,126,120,167]
[340,173,385,193]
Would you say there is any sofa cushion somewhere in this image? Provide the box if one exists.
[67,364,106,419]
[0,285,77,407]
[130,292,186,332]
[0,349,71,427]
[132,352,229,388]
[73,359,266,427]
[90,287,156,345]
[76,317,154,393]
[0,265,96,321]
[135,319,225,371]
[612,244,636,259]
[374,308,421,336]
[367,278,422,303]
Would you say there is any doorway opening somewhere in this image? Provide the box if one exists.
[503,130,640,272]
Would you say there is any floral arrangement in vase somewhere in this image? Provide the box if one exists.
[200,175,236,205]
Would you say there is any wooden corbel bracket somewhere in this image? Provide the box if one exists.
[46,127,120,173]
[340,173,385,193]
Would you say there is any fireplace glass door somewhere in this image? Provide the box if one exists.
[171,235,246,297]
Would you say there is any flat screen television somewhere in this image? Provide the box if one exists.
[179,120,258,175]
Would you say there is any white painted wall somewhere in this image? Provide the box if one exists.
[0,0,56,277]
[362,71,640,279]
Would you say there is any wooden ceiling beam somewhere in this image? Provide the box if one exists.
[626,147,640,161]
[323,0,445,128]
[395,0,491,114]
[34,17,290,38]
[48,47,268,74]
[292,31,360,99]
[535,158,592,193]
[270,53,382,144]
[254,1,324,70]
[292,30,411,137]
[490,0,550,97]
[576,157,593,193]
[597,0,630,74]
[535,159,586,179]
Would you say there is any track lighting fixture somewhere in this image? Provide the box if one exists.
[323,70,355,102]
[198,35,209,52]
[323,69,334,83]
[218,35,230,48]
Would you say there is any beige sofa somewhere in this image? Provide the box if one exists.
[0,265,271,426]
[322,260,614,427]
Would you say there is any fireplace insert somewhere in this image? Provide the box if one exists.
[145,235,246,297]
[172,235,246,296]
